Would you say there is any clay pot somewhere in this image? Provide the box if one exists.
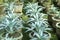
[1,32,23,40]
[48,13,57,26]
[52,17,60,32]
[48,14,57,22]
[52,17,60,28]
[56,22,60,38]
[0,28,23,40]
[29,32,51,40]
[13,3,23,13]
[9,33,23,40]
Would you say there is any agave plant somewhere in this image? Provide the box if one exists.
[0,14,23,33]
[26,13,51,40]
[24,2,44,17]
[0,2,24,34]
[48,5,60,18]
[48,5,59,14]
[0,2,24,40]
[25,3,51,40]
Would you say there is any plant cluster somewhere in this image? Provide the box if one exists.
[0,0,58,40]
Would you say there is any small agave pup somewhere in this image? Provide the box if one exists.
[25,3,51,40]
[0,13,23,33]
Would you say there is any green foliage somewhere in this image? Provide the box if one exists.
[21,14,29,22]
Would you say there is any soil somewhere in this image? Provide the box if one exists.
[8,32,21,38]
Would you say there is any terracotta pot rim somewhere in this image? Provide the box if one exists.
[56,22,60,28]
[48,13,58,15]
[48,13,58,17]
[1,32,23,40]
[44,31,51,38]
[14,33,23,39]
[29,32,51,39]
[52,17,60,21]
